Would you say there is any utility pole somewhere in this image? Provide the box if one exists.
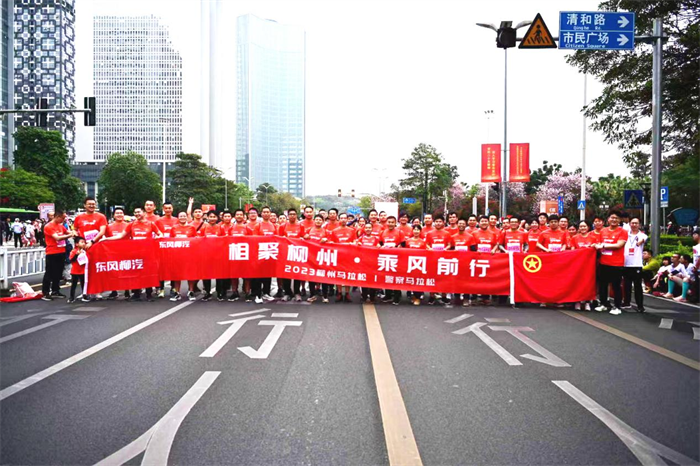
[580,72,587,221]
[650,18,664,256]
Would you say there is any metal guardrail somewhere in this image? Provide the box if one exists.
[0,247,46,288]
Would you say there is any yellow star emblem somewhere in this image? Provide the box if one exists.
[523,255,542,273]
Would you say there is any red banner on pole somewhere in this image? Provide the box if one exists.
[509,143,530,182]
[481,144,502,182]
[85,237,597,303]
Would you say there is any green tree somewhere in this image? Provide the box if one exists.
[358,196,373,210]
[256,183,277,204]
[589,174,642,216]
[0,169,55,209]
[399,143,459,215]
[525,160,564,195]
[13,126,84,209]
[567,0,699,173]
[97,151,162,212]
[168,153,221,211]
[266,191,300,214]
[661,154,699,209]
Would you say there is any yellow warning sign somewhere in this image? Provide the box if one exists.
[519,13,557,49]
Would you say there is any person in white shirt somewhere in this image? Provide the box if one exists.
[622,218,647,312]
[663,254,688,301]
[11,218,24,248]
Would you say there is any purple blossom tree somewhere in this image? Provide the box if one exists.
[533,172,592,216]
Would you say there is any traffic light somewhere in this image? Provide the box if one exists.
[497,26,516,48]
[84,97,96,126]
[351,189,355,198]
[36,97,48,127]
[338,189,342,197]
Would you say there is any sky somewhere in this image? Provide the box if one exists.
[74,0,630,196]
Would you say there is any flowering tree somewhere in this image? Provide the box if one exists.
[533,172,592,218]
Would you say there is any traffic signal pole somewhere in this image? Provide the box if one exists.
[650,18,663,256]
[502,47,508,217]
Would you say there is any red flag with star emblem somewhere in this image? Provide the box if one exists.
[511,248,597,303]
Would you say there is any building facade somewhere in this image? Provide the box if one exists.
[1,0,13,168]
[93,15,182,162]
[236,14,305,198]
[13,0,76,159]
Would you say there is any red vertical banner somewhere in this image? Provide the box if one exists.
[509,143,530,181]
[481,144,502,182]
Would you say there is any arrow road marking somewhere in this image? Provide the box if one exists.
[238,320,303,359]
[0,311,54,328]
[658,318,673,330]
[0,314,89,344]
[444,314,472,324]
[200,315,266,358]
[453,322,522,366]
[271,312,299,318]
[489,326,571,367]
[617,34,629,46]
[485,318,511,323]
[554,380,699,466]
[95,371,220,466]
[618,16,630,28]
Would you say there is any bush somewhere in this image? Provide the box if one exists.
[660,235,694,247]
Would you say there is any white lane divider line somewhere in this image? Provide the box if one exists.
[271,312,299,318]
[0,314,89,344]
[0,301,193,401]
[658,318,673,330]
[444,314,473,324]
[553,380,699,466]
[693,327,700,341]
[485,318,511,323]
[95,371,220,466]
[227,309,270,318]
[0,311,54,328]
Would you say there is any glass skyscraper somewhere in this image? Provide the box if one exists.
[236,14,305,198]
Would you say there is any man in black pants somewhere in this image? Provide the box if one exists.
[622,217,647,312]
[41,211,74,300]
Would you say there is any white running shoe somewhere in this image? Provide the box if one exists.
[594,305,607,312]
[255,296,263,304]
[262,294,275,302]
[574,303,581,310]
[584,303,591,311]
[609,307,622,315]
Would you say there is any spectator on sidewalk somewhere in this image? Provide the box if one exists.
[11,218,24,248]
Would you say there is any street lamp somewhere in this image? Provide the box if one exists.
[221,165,236,210]
[476,19,531,218]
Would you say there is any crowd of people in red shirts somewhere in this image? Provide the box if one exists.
[41,196,659,314]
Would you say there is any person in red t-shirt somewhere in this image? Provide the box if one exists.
[570,221,595,249]
[471,215,500,305]
[279,208,307,301]
[378,211,388,232]
[420,214,434,239]
[594,211,629,314]
[143,200,160,223]
[367,209,384,238]
[324,208,340,232]
[155,201,180,299]
[306,214,330,303]
[452,219,477,307]
[73,196,108,249]
[67,237,89,303]
[537,215,569,253]
[379,216,406,305]
[359,222,381,302]
[488,214,500,235]
[330,213,357,302]
[446,212,459,236]
[103,207,131,300]
[500,217,527,253]
[251,206,278,304]
[196,211,221,301]
[300,206,315,233]
[591,215,605,242]
[168,212,198,302]
[405,225,427,305]
[397,213,413,239]
[42,210,74,300]
[466,214,479,233]
[537,212,550,233]
[425,216,454,305]
[526,219,541,252]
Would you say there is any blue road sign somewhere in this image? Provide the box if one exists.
[347,206,362,215]
[557,196,564,215]
[559,11,635,50]
[624,189,644,209]
[660,186,669,208]
[402,198,416,204]
[577,200,586,211]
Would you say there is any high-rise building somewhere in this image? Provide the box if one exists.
[93,15,182,162]
[13,0,76,159]
[236,14,305,198]
[1,0,13,168]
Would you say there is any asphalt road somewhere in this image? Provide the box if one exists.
[0,289,698,465]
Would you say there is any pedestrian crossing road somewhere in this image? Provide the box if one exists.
[1,294,698,465]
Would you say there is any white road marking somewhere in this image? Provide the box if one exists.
[226,309,270,318]
[553,380,699,466]
[271,312,299,318]
[0,314,89,344]
[0,311,53,328]
[453,322,522,366]
[489,326,571,367]
[645,309,680,314]
[658,318,673,330]
[693,327,700,341]
[95,371,220,466]
[74,306,106,312]
[200,315,265,358]
[485,318,511,323]
[238,320,303,359]
[0,301,193,401]
[444,314,473,324]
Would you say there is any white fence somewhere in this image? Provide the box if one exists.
[0,247,46,288]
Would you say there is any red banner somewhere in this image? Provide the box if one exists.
[512,248,597,303]
[481,144,501,182]
[509,143,530,182]
[85,237,597,303]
